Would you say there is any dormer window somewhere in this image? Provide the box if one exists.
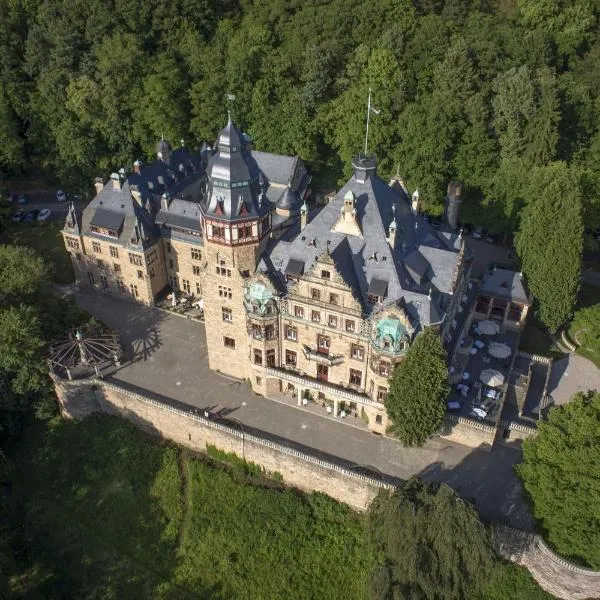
[368,294,382,304]
[321,270,330,280]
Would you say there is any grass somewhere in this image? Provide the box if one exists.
[471,563,556,600]
[567,282,600,368]
[2,415,557,600]
[4,415,372,599]
[0,221,74,284]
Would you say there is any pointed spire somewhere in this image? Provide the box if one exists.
[65,200,80,234]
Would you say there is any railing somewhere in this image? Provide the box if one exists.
[264,366,378,406]
[71,378,392,489]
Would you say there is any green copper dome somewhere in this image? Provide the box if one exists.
[373,317,409,353]
[247,282,273,303]
[244,281,276,316]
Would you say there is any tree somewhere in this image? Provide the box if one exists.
[0,245,48,308]
[385,328,448,446]
[368,477,493,600]
[515,162,584,333]
[516,391,600,569]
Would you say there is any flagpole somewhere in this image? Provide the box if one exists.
[364,88,371,156]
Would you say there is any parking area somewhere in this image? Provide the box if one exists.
[449,323,521,425]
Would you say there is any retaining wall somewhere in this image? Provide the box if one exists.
[54,376,392,511]
[494,525,600,600]
[440,414,497,449]
[53,376,600,599]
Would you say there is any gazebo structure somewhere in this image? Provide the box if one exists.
[48,326,122,380]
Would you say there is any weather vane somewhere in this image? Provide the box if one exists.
[364,88,380,156]
[226,93,236,121]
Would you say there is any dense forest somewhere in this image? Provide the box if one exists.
[1,0,600,232]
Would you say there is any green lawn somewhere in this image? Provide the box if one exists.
[470,563,555,600]
[567,283,600,368]
[0,222,74,284]
[2,415,556,600]
[4,415,373,600]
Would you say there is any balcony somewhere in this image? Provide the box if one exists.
[264,365,377,406]
[302,345,345,366]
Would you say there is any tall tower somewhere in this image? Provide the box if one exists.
[200,115,272,379]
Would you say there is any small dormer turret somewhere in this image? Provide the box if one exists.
[411,189,420,213]
[300,201,308,231]
[332,190,362,237]
[388,218,397,249]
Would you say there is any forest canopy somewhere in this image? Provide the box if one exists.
[1,0,600,230]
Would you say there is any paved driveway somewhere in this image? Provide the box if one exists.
[75,290,532,529]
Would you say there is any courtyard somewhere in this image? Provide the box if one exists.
[73,289,533,529]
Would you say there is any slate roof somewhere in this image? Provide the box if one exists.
[251,150,310,214]
[155,198,202,235]
[202,117,268,222]
[266,158,463,326]
[89,207,125,231]
[80,178,157,250]
[480,268,531,305]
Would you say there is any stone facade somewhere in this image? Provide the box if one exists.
[63,117,469,435]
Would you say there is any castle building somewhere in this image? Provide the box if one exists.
[63,117,469,433]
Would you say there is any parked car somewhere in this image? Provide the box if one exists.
[23,211,35,223]
[56,189,67,202]
[17,193,29,205]
[472,227,484,239]
[485,388,501,401]
[470,407,487,420]
[37,208,51,221]
[12,211,24,222]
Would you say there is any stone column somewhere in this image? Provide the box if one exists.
[297,387,302,406]
[333,398,339,417]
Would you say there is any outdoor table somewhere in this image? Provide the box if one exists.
[469,348,478,355]
[462,372,470,380]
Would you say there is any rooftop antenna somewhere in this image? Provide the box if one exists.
[364,88,380,156]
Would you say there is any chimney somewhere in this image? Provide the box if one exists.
[300,201,308,231]
[110,172,121,190]
[411,189,421,213]
[94,177,104,195]
[161,193,171,211]
[445,181,463,230]
[133,159,142,175]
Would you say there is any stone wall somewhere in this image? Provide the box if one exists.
[54,377,392,511]
[439,414,497,449]
[53,376,600,597]
[494,525,600,600]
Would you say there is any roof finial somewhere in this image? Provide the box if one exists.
[364,88,380,157]
[226,93,236,123]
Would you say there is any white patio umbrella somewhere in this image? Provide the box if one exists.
[479,368,505,387]
[478,320,500,335]
[488,342,512,360]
